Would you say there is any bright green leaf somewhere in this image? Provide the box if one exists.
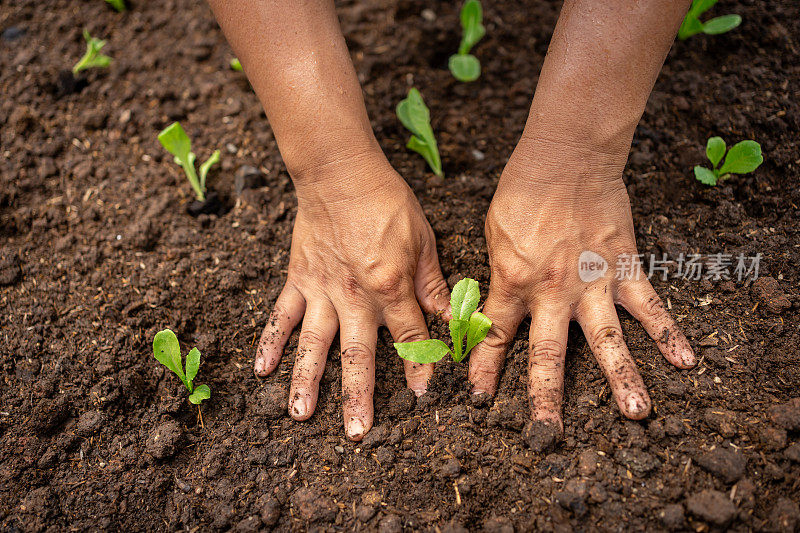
[448,54,481,82]
[153,329,189,389]
[706,136,726,167]
[158,122,192,164]
[105,0,126,12]
[458,0,485,55]
[702,14,741,35]
[72,30,112,74]
[449,319,469,362]
[188,384,211,405]
[185,347,201,387]
[719,140,763,175]
[691,0,719,17]
[394,339,451,364]
[694,166,718,186]
[397,88,443,176]
[450,278,480,321]
[230,58,243,71]
[465,312,492,356]
[199,150,220,190]
[677,15,704,40]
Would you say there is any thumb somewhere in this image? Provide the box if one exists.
[414,234,451,321]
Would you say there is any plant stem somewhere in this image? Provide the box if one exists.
[181,161,205,201]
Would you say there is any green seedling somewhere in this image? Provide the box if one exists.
[448,0,486,82]
[105,0,126,12]
[396,88,442,176]
[72,30,112,75]
[230,58,243,71]
[694,136,763,186]
[158,122,220,202]
[678,0,741,40]
[394,278,492,364]
[153,329,211,405]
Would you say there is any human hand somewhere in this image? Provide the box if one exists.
[469,138,696,430]
[255,152,450,441]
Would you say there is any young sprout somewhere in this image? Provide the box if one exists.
[104,0,126,12]
[396,88,443,176]
[694,136,763,186]
[678,0,741,40]
[448,0,486,82]
[394,278,492,364]
[72,30,112,75]
[230,58,243,71]
[153,329,211,405]
[157,122,220,202]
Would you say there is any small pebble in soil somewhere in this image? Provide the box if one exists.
[378,514,403,533]
[258,495,281,527]
[578,449,599,476]
[291,487,336,522]
[439,458,461,479]
[2,26,25,41]
[686,489,737,527]
[695,446,746,483]
[658,504,685,529]
[174,477,191,493]
[146,420,184,460]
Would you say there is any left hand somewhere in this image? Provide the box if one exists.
[468,138,696,430]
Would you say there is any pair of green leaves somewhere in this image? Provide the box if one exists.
[105,0,126,12]
[158,122,220,202]
[678,0,741,40]
[449,0,486,82]
[72,30,112,75]
[397,88,443,176]
[153,329,211,404]
[394,278,492,364]
[694,136,763,186]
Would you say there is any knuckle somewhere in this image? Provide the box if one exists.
[371,270,407,300]
[588,325,625,351]
[529,339,565,367]
[421,276,449,302]
[639,293,667,321]
[297,328,327,349]
[537,266,570,292]
[341,341,373,364]
[394,328,427,344]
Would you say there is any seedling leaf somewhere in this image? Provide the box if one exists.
[448,54,481,82]
[706,136,726,167]
[694,166,718,186]
[73,30,112,74]
[719,140,763,175]
[397,89,443,176]
[458,0,485,55]
[451,278,480,321]
[189,384,211,405]
[702,14,741,35]
[199,150,220,190]
[185,347,201,385]
[153,329,188,388]
[465,312,492,355]
[159,122,192,162]
[394,339,451,364]
[693,0,719,16]
[105,0,126,12]
[230,58,243,71]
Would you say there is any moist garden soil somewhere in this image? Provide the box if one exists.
[1,0,799,531]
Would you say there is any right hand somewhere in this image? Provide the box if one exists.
[255,151,450,441]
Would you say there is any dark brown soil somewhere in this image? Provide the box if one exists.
[1,0,799,531]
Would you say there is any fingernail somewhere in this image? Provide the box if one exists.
[291,396,309,419]
[413,386,427,397]
[626,393,647,416]
[347,417,365,440]
[682,351,696,367]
